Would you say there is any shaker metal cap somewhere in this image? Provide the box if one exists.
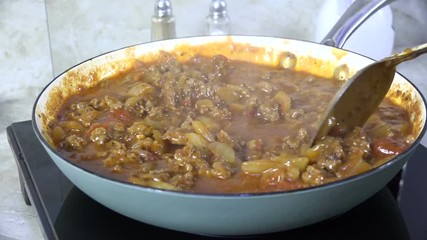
[209,0,228,19]
[154,0,173,18]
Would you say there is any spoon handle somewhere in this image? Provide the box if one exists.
[321,0,397,48]
[386,43,427,66]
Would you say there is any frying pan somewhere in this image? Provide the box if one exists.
[32,0,426,236]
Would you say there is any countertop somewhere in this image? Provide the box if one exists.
[1,0,426,239]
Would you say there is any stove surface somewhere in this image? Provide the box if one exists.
[6,121,427,240]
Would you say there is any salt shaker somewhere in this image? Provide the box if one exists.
[151,0,176,41]
[206,0,230,35]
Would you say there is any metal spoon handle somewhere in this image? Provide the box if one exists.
[386,43,427,66]
[321,0,397,48]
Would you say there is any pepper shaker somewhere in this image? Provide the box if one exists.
[206,0,230,35]
[151,0,176,41]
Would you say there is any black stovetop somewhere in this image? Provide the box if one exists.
[6,121,427,240]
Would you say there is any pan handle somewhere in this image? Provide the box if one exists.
[321,0,397,48]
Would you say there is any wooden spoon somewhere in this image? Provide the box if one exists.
[310,43,427,146]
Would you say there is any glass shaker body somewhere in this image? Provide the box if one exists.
[206,15,230,35]
[151,15,176,41]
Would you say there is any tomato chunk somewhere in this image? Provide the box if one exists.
[110,109,133,125]
[372,137,407,159]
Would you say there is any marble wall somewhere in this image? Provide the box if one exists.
[0,0,52,102]
[46,0,323,76]
[0,1,48,240]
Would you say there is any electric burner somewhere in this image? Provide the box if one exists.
[6,121,427,240]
